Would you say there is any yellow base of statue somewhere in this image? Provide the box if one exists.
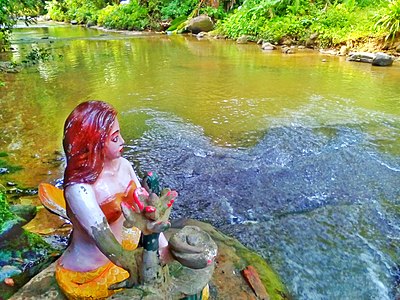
[56,261,129,300]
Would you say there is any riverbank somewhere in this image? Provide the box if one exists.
[41,0,400,57]
[42,16,395,68]
[43,7,399,63]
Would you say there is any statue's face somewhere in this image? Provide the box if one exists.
[104,118,125,160]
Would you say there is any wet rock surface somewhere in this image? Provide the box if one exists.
[347,51,394,66]
[0,192,60,299]
[10,219,288,300]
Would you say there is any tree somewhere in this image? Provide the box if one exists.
[0,0,45,51]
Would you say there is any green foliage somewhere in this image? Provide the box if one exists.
[217,0,387,47]
[0,0,45,51]
[217,1,274,38]
[160,0,198,19]
[260,15,310,43]
[375,0,400,41]
[68,0,106,23]
[97,5,119,26]
[166,16,189,31]
[200,5,228,19]
[47,0,107,23]
[217,0,317,39]
[308,4,377,46]
[100,1,149,30]
[46,0,67,22]
[308,4,355,46]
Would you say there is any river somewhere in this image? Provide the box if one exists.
[0,22,400,299]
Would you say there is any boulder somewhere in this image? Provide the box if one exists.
[347,52,394,66]
[372,52,394,66]
[305,33,318,48]
[281,46,295,54]
[261,42,276,50]
[339,46,348,56]
[347,52,375,63]
[236,35,248,44]
[186,15,214,34]
[196,32,208,39]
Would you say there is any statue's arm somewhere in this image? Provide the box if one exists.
[65,184,138,287]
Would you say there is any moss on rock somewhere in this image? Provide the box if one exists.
[0,192,14,223]
[0,191,60,300]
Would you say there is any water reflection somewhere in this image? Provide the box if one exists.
[1,23,400,299]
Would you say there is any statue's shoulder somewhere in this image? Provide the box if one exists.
[120,157,132,167]
[120,157,136,176]
[65,182,93,193]
[64,183,95,202]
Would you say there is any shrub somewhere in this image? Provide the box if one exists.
[47,0,107,23]
[261,15,310,43]
[97,5,118,26]
[102,1,149,30]
[217,3,270,38]
[46,0,68,21]
[375,0,400,41]
[160,0,198,19]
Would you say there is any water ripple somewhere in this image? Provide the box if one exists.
[124,109,400,299]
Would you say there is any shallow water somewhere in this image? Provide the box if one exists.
[1,22,400,299]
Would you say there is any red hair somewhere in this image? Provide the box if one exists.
[63,101,117,187]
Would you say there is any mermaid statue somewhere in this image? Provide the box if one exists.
[38,101,217,299]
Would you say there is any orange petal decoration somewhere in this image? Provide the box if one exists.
[38,183,68,220]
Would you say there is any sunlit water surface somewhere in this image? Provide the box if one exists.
[1,22,400,299]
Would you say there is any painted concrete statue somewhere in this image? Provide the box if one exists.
[38,101,217,299]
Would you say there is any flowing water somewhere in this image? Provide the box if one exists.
[1,22,400,299]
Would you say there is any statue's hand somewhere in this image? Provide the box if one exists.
[146,219,171,233]
[121,187,177,235]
